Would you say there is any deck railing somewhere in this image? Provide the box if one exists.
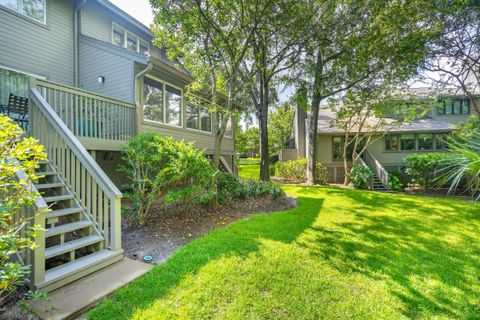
[29,88,122,254]
[363,150,390,189]
[32,79,136,141]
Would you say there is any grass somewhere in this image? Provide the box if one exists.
[88,164,480,319]
[238,157,260,179]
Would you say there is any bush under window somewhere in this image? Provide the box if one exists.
[404,153,450,188]
[275,158,328,184]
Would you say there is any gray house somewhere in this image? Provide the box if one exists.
[281,88,478,187]
[0,0,236,292]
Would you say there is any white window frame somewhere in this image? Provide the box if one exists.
[143,74,183,128]
[111,22,150,55]
[0,0,46,24]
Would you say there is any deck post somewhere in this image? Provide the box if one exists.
[110,195,122,251]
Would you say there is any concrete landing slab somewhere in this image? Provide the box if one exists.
[29,258,152,320]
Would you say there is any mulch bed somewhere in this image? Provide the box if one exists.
[122,195,297,264]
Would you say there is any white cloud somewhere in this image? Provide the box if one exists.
[108,0,154,27]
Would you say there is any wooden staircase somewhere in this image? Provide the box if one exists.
[372,174,388,190]
[34,160,122,292]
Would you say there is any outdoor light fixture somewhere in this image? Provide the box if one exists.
[97,76,105,84]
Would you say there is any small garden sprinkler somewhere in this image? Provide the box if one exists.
[143,255,153,264]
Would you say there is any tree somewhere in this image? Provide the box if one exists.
[293,0,463,184]
[423,5,480,115]
[268,103,294,154]
[241,0,311,181]
[0,115,47,308]
[236,127,260,157]
[150,0,267,207]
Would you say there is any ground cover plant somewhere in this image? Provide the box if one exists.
[88,161,480,319]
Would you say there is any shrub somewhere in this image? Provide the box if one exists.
[0,116,47,309]
[215,172,284,203]
[119,133,214,225]
[388,172,404,191]
[347,164,373,189]
[275,158,328,184]
[404,153,450,188]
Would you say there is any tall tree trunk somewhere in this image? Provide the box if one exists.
[259,71,270,181]
[307,49,324,184]
[342,135,350,185]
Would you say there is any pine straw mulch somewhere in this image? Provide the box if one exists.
[121,195,297,264]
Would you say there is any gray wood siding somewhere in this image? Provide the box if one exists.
[0,0,74,84]
[80,2,111,43]
[79,39,135,103]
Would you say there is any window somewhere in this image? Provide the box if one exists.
[436,133,449,149]
[438,98,470,115]
[126,32,138,52]
[400,134,415,150]
[418,133,433,150]
[333,136,355,160]
[225,117,233,137]
[143,77,164,123]
[139,39,149,55]
[0,0,46,23]
[385,134,400,151]
[111,23,149,55]
[200,107,212,133]
[186,101,199,130]
[165,85,182,126]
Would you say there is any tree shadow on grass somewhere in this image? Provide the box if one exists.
[88,196,324,320]
[300,189,480,319]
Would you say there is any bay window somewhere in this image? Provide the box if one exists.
[0,0,46,23]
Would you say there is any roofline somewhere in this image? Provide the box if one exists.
[94,0,153,37]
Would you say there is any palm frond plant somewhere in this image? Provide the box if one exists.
[436,131,480,200]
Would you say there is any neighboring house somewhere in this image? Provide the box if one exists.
[0,0,236,292]
[281,88,478,187]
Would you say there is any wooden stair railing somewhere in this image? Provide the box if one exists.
[32,78,136,141]
[363,150,390,190]
[29,88,123,290]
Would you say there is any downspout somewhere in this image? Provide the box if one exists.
[74,0,88,87]
[134,62,153,134]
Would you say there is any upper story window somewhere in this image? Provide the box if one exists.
[0,0,46,24]
[437,98,470,116]
[112,23,150,55]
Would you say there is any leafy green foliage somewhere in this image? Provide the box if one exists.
[212,172,284,204]
[404,153,450,188]
[119,133,213,226]
[347,164,373,189]
[451,117,480,141]
[388,172,404,191]
[275,158,327,184]
[236,128,260,157]
[0,115,47,309]
[436,131,480,200]
[268,104,294,154]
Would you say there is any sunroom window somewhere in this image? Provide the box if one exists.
[0,0,46,24]
[400,134,415,150]
[186,101,199,130]
[200,107,212,133]
[143,78,164,123]
[165,85,182,126]
[418,133,433,150]
[385,134,400,151]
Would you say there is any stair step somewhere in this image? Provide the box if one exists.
[43,194,74,203]
[45,235,104,259]
[36,171,56,177]
[39,250,123,291]
[47,207,84,219]
[46,220,92,238]
[36,182,65,189]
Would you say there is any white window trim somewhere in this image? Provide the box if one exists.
[0,0,46,24]
[144,74,183,128]
[111,22,150,55]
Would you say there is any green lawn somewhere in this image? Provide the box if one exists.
[238,157,260,179]
[88,168,480,319]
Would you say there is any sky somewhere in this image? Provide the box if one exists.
[109,0,154,27]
